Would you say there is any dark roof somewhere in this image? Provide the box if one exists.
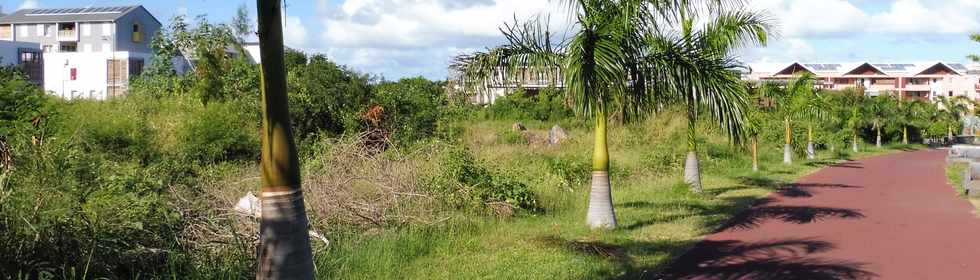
[0,6,141,24]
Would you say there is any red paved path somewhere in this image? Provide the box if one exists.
[659,149,980,280]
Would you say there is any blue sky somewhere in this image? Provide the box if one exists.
[4,0,979,80]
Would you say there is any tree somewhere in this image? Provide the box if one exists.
[969,33,980,63]
[255,0,315,279]
[743,91,766,172]
[454,0,743,228]
[867,94,897,148]
[673,6,770,192]
[761,73,820,163]
[937,96,970,145]
[232,3,253,44]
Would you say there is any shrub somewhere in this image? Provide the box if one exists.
[288,55,372,139]
[432,148,538,212]
[483,87,572,122]
[176,102,258,164]
[370,77,447,145]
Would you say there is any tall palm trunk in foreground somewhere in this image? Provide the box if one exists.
[255,1,315,279]
[806,124,815,160]
[587,106,616,229]
[783,117,792,164]
[684,106,703,193]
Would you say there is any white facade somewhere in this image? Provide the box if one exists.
[43,51,152,100]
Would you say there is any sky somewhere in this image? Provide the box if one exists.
[3,0,979,80]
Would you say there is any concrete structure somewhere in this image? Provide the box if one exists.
[448,66,564,104]
[0,40,42,83]
[744,62,980,101]
[0,6,161,100]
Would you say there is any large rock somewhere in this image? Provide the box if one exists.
[949,145,980,162]
[548,125,569,145]
[965,162,980,197]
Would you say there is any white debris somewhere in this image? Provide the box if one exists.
[233,191,330,246]
[234,192,262,217]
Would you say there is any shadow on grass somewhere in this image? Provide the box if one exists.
[654,238,876,280]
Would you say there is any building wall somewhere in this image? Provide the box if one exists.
[42,51,153,100]
[0,40,40,65]
[113,7,159,55]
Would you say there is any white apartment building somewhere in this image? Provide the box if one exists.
[0,6,161,100]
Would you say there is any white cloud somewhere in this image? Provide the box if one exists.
[749,0,980,38]
[311,0,565,78]
[17,0,39,10]
[284,16,308,48]
[749,0,867,38]
[870,0,980,35]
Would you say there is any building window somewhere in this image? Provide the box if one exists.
[17,24,27,37]
[102,23,112,35]
[949,91,954,97]
[132,22,143,42]
[81,23,91,36]
[59,43,77,52]
[0,25,12,39]
[129,58,145,77]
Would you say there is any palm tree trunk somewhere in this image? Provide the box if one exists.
[783,117,792,164]
[852,131,859,153]
[875,121,882,148]
[587,107,616,229]
[902,126,909,145]
[684,106,702,193]
[806,124,815,160]
[949,125,955,145]
[751,136,759,172]
[255,2,315,279]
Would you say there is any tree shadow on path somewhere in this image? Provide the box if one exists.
[655,238,876,280]
[714,197,865,233]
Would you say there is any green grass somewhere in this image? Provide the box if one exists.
[314,115,915,279]
[946,161,980,215]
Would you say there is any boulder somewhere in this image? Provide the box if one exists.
[966,162,980,197]
[548,125,569,145]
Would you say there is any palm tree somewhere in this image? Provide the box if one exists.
[761,73,819,163]
[455,0,756,227]
[743,92,766,172]
[938,96,970,145]
[866,93,897,148]
[255,1,315,279]
[896,99,929,145]
[673,5,771,192]
[969,32,980,63]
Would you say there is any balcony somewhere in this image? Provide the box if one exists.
[57,23,78,42]
[905,84,931,91]
[868,84,897,92]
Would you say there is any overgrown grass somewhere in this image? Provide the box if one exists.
[313,113,913,279]
[946,161,980,215]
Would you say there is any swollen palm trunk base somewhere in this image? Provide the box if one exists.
[783,144,792,164]
[806,142,815,160]
[852,141,858,152]
[586,171,616,229]
[876,134,882,148]
[684,152,702,192]
[257,189,315,280]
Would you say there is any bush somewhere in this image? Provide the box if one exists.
[176,102,258,164]
[432,148,538,212]
[371,77,447,145]
[482,87,572,122]
[288,54,372,139]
